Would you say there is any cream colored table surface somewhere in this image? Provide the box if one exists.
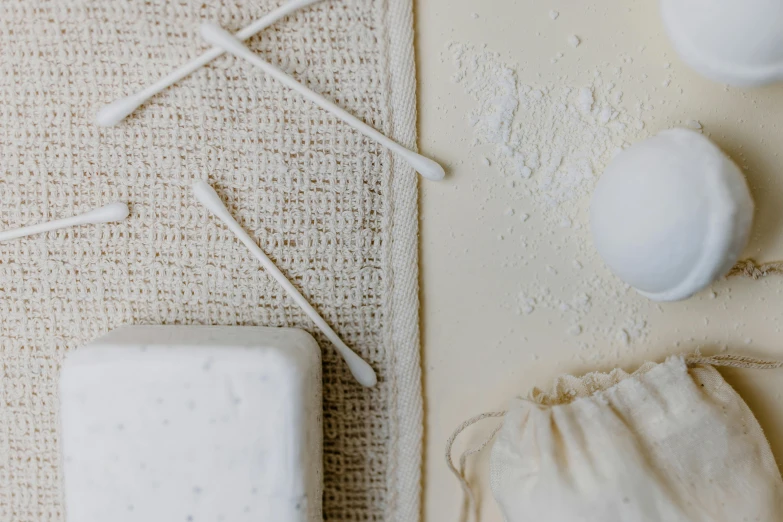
[416,0,783,520]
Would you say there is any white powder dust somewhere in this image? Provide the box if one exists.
[449,42,647,230]
[448,42,658,359]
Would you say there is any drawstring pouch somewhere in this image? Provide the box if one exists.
[447,353,783,522]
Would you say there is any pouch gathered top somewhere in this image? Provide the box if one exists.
[448,354,783,522]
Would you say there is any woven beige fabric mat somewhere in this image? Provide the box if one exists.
[0,0,423,520]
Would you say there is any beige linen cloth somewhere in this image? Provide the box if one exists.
[0,0,423,520]
[453,355,783,521]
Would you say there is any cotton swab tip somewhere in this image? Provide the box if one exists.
[346,355,378,387]
[95,96,144,127]
[81,202,130,224]
[192,181,238,225]
[193,181,225,212]
[200,23,245,55]
[406,152,446,181]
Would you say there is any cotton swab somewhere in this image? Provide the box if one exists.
[0,203,130,243]
[199,22,446,181]
[192,181,378,388]
[95,0,326,127]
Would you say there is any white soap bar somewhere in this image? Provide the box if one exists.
[60,326,323,522]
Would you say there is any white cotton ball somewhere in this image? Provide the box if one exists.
[661,0,783,85]
[590,129,754,302]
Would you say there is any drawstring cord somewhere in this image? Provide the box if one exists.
[728,259,783,280]
[685,352,783,370]
[444,411,506,522]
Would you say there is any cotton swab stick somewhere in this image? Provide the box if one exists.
[192,181,378,388]
[0,203,130,243]
[200,22,446,182]
[95,0,326,127]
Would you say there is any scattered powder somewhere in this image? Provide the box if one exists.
[504,207,515,217]
[449,42,647,230]
[664,61,671,69]
[448,41,658,358]
[567,35,581,48]
[519,293,536,314]
[482,156,491,166]
[549,10,559,20]
[687,119,702,130]
[471,12,480,19]
[662,78,671,87]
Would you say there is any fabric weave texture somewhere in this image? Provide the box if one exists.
[0,0,423,520]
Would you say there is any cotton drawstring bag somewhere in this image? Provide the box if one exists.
[447,353,783,522]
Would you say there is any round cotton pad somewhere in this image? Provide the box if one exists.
[661,0,783,86]
[590,129,754,302]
